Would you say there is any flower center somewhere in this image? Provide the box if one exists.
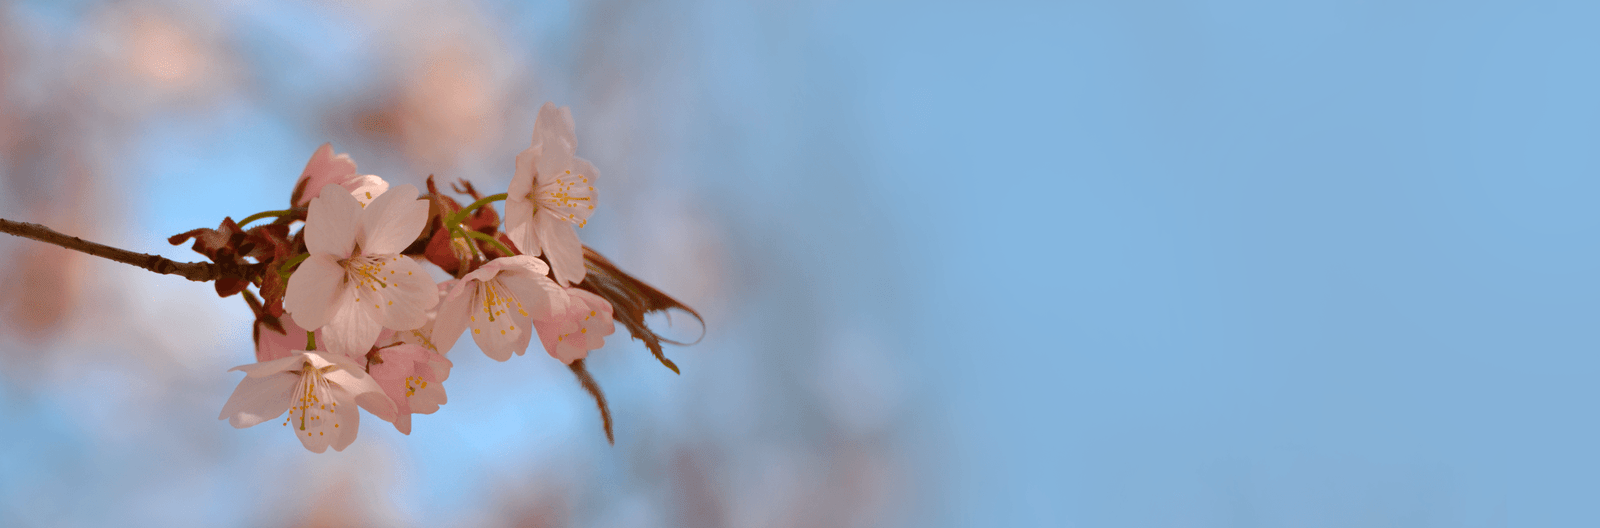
[474,279,528,323]
[283,362,341,436]
[534,170,594,227]
[341,254,391,293]
[406,328,439,352]
[405,375,428,397]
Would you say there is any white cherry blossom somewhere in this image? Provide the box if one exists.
[434,255,565,361]
[505,102,599,286]
[219,351,397,453]
[284,184,438,358]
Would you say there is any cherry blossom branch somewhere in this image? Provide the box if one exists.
[0,217,232,282]
[6,106,699,453]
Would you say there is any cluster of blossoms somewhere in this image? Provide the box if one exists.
[169,103,697,452]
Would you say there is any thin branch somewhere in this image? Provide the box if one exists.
[1,218,224,282]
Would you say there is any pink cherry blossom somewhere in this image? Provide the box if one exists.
[255,316,313,364]
[535,288,616,365]
[434,255,565,361]
[219,351,397,453]
[505,102,599,286]
[367,344,451,435]
[295,143,390,207]
[284,184,439,358]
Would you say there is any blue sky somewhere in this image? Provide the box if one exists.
[854,1,1600,526]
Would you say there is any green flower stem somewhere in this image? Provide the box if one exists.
[466,229,486,260]
[462,229,516,257]
[238,209,296,228]
[277,253,311,279]
[306,331,316,351]
[446,193,508,227]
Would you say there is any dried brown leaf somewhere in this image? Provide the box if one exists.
[576,246,704,375]
[568,358,614,445]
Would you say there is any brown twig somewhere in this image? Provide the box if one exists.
[1,218,224,282]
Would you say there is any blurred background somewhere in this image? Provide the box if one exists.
[1,0,1599,526]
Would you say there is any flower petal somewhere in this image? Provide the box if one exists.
[327,371,397,426]
[325,365,397,431]
[353,386,399,425]
[344,175,389,207]
[536,148,575,190]
[509,146,540,200]
[538,213,585,286]
[545,156,599,226]
[392,412,414,436]
[322,349,385,382]
[292,396,341,454]
[364,345,441,435]
[227,353,308,378]
[427,353,453,382]
[414,355,451,413]
[356,256,439,331]
[431,280,472,358]
[498,269,565,321]
[411,383,446,413]
[295,144,358,207]
[574,290,617,352]
[534,316,580,363]
[534,289,615,364]
[255,316,314,363]
[534,102,576,154]
[283,254,346,331]
[409,388,444,416]
[386,284,445,353]
[503,197,537,257]
[483,254,550,277]
[301,350,346,371]
[321,299,384,360]
[468,283,531,362]
[367,346,420,381]
[360,184,427,255]
[219,372,297,428]
[325,393,362,452]
[304,184,362,258]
